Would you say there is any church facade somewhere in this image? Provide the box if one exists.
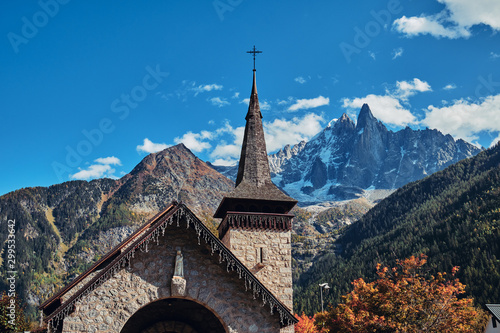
[40,68,297,333]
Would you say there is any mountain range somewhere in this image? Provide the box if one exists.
[0,104,486,320]
[214,104,481,204]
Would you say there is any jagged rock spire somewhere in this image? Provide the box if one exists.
[214,70,296,218]
[356,103,375,129]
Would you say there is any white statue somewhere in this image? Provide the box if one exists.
[174,250,184,278]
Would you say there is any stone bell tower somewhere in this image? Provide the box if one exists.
[214,67,297,311]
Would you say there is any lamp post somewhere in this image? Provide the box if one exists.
[319,283,330,312]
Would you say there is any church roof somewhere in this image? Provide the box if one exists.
[486,304,500,322]
[214,71,297,218]
[39,201,297,328]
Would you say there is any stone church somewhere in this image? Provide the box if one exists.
[39,67,298,333]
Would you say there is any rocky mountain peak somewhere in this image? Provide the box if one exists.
[356,103,375,130]
[269,141,307,174]
[116,143,234,215]
[129,143,194,176]
[334,113,355,131]
[271,104,482,203]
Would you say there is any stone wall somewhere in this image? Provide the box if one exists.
[59,224,289,333]
[221,229,293,311]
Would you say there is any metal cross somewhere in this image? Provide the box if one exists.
[247,45,262,70]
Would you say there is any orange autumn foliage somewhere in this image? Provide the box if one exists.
[295,312,323,333]
[315,254,488,333]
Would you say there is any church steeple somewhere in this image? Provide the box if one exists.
[214,69,297,219]
[213,56,297,311]
[214,62,297,310]
[235,70,268,187]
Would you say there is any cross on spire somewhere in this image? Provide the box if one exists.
[246,45,262,71]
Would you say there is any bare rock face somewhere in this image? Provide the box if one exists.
[269,140,307,174]
[209,104,481,204]
[271,104,482,203]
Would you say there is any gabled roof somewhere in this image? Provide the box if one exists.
[486,304,500,323]
[39,201,297,328]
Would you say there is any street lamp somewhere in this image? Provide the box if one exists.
[319,283,330,312]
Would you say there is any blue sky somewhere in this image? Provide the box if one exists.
[1,0,500,195]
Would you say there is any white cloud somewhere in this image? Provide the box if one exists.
[490,134,500,147]
[175,81,224,100]
[369,51,376,60]
[137,138,170,154]
[421,94,500,145]
[70,156,122,180]
[209,113,325,162]
[288,96,330,112]
[193,83,223,96]
[211,158,238,166]
[263,113,325,152]
[491,52,500,59]
[174,131,212,153]
[342,78,430,127]
[277,97,294,105]
[232,92,240,99]
[240,98,250,105]
[214,120,238,136]
[210,126,245,161]
[440,0,500,30]
[393,14,471,39]
[443,83,457,90]
[211,142,242,160]
[71,164,115,180]
[94,156,121,165]
[208,97,230,107]
[393,0,500,39]
[260,101,271,110]
[295,76,307,84]
[394,78,432,100]
[342,94,417,127]
[392,47,404,59]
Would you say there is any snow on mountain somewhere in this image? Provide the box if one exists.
[209,104,482,205]
[272,104,481,204]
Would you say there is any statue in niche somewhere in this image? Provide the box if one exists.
[171,250,186,296]
[173,250,184,278]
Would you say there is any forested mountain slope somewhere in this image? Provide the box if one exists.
[294,142,500,314]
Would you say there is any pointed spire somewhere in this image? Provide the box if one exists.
[213,70,296,219]
[356,103,376,130]
[236,70,268,187]
[246,70,262,120]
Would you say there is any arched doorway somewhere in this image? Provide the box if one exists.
[120,298,227,333]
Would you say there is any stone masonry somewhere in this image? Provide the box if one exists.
[59,224,285,333]
[220,229,293,311]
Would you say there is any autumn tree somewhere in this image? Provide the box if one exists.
[0,292,31,332]
[315,254,488,333]
[295,312,322,333]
